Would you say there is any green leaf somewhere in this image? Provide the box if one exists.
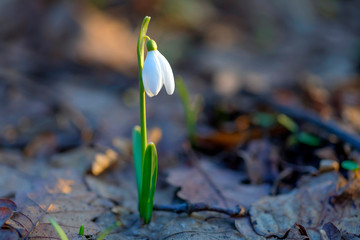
[49,217,69,240]
[78,225,84,236]
[341,160,360,171]
[132,126,143,201]
[297,132,321,147]
[140,143,158,224]
[277,114,298,133]
[253,112,276,128]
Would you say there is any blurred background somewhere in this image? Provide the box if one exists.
[0,0,360,160]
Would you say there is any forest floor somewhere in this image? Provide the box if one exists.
[1,1,360,239]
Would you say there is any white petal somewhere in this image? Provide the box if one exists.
[142,51,162,97]
[155,50,175,95]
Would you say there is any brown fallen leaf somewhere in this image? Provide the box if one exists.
[0,207,12,227]
[86,165,138,212]
[281,223,310,240]
[5,170,103,239]
[244,172,360,239]
[321,222,341,240]
[0,199,16,212]
[0,230,18,240]
[167,160,270,208]
[51,147,120,176]
[0,199,16,228]
[235,217,265,239]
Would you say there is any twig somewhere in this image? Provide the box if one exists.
[153,203,246,217]
[241,90,360,151]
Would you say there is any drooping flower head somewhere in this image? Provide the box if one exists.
[142,39,175,97]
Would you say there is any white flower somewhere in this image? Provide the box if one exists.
[142,40,175,97]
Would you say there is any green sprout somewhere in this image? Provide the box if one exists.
[277,114,321,147]
[342,160,360,178]
[49,218,122,240]
[176,76,202,144]
[48,218,69,240]
[78,225,84,236]
[277,114,298,133]
[253,112,276,128]
[132,16,175,224]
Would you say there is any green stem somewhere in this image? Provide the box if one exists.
[137,17,151,164]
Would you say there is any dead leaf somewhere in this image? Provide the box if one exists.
[0,199,16,227]
[244,172,360,239]
[0,230,18,240]
[86,165,138,212]
[5,170,103,239]
[235,217,265,239]
[0,199,16,212]
[0,207,12,227]
[167,160,270,208]
[51,147,119,176]
[321,222,341,240]
[281,223,310,240]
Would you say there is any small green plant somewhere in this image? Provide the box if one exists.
[49,218,122,240]
[342,160,360,178]
[252,112,276,128]
[132,16,175,224]
[78,224,84,236]
[48,217,69,240]
[277,114,321,147]
[176,76,202,144]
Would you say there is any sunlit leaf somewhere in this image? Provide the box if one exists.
[49,217,69,240]
[277,114,298,133]
[140,143,158,224]
[297,132,321,147]
[253,112,276,128]
[341,160,359,171]
[132,126,143,200]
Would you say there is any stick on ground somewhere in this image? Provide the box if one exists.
[153,203,246,217]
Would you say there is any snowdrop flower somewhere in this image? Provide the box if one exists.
[142,39,175,97]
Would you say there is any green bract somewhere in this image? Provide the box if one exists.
[147,39,157,51]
